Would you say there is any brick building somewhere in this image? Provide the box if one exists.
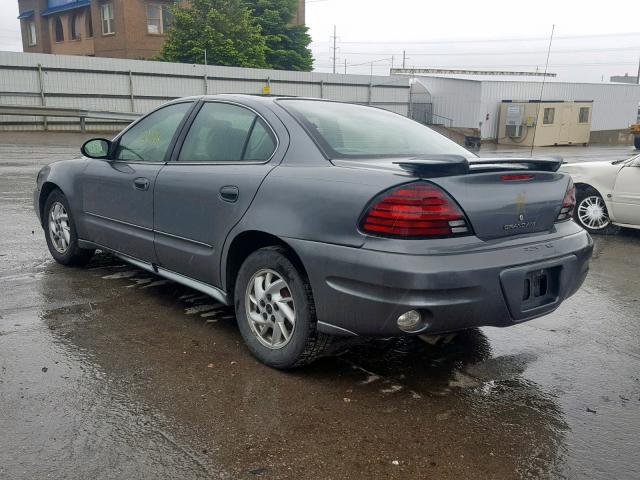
[17,0,306,60]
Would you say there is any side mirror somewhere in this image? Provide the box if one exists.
[81,138,112,159]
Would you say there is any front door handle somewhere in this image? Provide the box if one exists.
[133,177,150,191]
[219,185,239,203]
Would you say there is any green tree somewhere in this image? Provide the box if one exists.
[245,0,314,71]
[159,0,267,68]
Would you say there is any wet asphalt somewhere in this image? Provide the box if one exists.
[1,132,639,480]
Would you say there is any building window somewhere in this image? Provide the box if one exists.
[27,21,37,46]
[86,9,94,37]
[578,107,590,124]
[70,13,81,40]
[101,2,115,35]
[147,3,172,34]
[54,17,64,42]
[543,107,555,125]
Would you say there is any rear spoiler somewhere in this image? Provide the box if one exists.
[468,156,563,173]
[394,155,562,177]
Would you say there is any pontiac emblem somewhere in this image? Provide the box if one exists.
[516,193,526,214]
[503,194,536,230]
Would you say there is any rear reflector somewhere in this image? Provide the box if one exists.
[556,178,576,222]
[360,181,472,239]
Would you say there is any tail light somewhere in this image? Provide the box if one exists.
[556,178,575,222]
[360,181,472,239]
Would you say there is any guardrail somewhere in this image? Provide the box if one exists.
[0,105,141,132]
[429,113,454,128]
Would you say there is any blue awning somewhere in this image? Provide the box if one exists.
[17,10,34,20]
[41,0,91,17]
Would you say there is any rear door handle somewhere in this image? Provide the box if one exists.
[133,177,150,191]
[219,185,239,203]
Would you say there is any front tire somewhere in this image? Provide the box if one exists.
[234,246,330,369]
[574,187,618,235]
[43,189,95,266]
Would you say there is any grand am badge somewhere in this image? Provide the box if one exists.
[503,220,537,231]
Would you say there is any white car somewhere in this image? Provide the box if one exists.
[561,155,640,233]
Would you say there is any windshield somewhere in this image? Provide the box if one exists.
[279,99,474,160]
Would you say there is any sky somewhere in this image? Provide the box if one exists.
[1,0,639,82]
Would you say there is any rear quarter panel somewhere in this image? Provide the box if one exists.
[230,164,405,248]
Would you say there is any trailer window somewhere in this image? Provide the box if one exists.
[578,107,590,124]
[543,108,555,125]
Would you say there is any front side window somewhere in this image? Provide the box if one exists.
[280,100,473,159]
[578,107,590,124]
[101,2,115,34]
[27,21,37,46]
[147,3,173,34]
[54,17,64,42]
[543,107,555,125]
[178,103,276,162]
[114,102,192,162]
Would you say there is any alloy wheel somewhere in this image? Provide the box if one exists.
[577,195,610,230]
[48,202,71,253]
[245,269,296,349]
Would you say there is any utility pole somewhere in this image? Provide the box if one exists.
[344,58,347,74]
[331,25,337,74]
[636,56,640,84]
[402,50,406,69]
[391,55,394,70]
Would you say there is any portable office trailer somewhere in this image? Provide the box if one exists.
[408,75,640,144]
[498,100,593,147]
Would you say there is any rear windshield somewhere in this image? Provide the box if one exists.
[279,99,473,160]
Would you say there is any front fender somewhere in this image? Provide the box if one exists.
[35,158,88,230]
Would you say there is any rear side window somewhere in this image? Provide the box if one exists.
[178,103,276,162]
[244,118,277,161]
[279,99,472,160]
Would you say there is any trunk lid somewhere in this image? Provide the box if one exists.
[332,156,569,240]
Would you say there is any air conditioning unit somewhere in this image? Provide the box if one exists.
[506,124,523,138]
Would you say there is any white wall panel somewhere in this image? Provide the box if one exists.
[0,51,410,130]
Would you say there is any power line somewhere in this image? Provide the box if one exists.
[338,45,640,56]
[314,31,640,46]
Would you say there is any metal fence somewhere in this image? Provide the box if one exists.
[0,51,411,132]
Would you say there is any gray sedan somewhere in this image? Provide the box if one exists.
[34,95,593,368]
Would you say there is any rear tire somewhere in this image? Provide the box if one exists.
[43,189,95,266]
[573,187,618,235]
[234,246,330,369]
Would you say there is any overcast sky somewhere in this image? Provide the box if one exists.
[2,0,639,81]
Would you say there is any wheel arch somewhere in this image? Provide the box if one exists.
[39,181,64,226]
[223,230,309,299]
[574,182,603,197]
[574,181,615,216]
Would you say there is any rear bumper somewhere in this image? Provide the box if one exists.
[285,224,593,336]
